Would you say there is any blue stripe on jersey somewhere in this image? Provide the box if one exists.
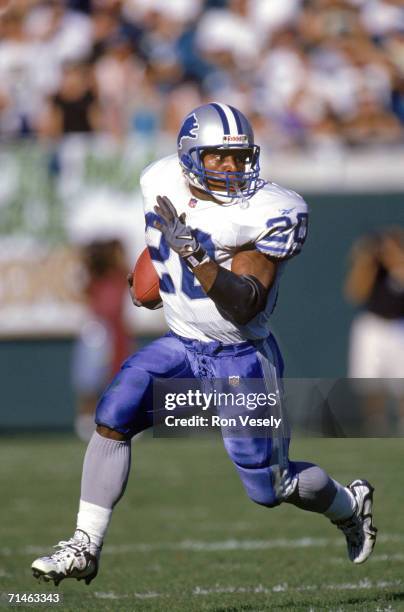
[228,105,243,134]
[159,274,175,293]
[145,211,160,229]
[260,233,289,244]
[210,103,230,134]
[256,243,292,254]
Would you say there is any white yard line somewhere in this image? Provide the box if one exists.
[192,579,403,596]
[91,578,403,601]
[94,592,129,600]
[94,591,161,600]
[330,553,404,564]
[3,533,404,556]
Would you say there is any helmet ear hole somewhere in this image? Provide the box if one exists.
[181,154,193,170]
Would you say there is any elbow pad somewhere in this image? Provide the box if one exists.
[207,267,268,325]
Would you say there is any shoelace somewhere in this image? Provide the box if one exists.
[52,538,87,560]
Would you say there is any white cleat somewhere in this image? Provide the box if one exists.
[334,479,377,564]
[31,529,99,586]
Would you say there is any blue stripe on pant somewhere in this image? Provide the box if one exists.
[95,331,290,507]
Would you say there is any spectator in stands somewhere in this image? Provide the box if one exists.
[127,63,163,138]
[0,7,38,136]
[345,228,404,434]
[306,108,345,153]
[94,33,145,139]
[160,81,202,136]
[25,0,92,64]
[72,239,132,442]
[0,0,404,149]
[38,61,101,138]
[392,75,404,124]
[343,94,403,146]
[90,3,142,62]
[195,0,259,77]
[384,29,404,77]
[139,11,185,93]
[361,0,404,37]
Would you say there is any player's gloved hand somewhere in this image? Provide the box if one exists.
[154,195,209,268]
[127,273,142,307]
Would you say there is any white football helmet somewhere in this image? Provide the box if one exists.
[177,102,265,202]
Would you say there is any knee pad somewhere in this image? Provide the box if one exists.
[223,437,288,507]
[96,367,151,436]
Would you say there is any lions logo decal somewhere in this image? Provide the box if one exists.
[177,113,199,149]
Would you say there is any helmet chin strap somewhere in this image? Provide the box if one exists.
[235,186,250,210]
[210,191,237,205]
[209,186,250,208]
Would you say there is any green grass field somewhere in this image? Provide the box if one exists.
[0,435,403,612]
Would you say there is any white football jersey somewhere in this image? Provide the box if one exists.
[141,154,308,344]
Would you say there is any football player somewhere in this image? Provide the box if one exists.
[32,103,377,586]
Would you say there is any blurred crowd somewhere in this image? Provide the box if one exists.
[0,0,404,150]
[345,227,404,434]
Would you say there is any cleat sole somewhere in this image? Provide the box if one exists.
[31,567,64,587]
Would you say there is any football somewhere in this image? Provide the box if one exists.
[132,247,161,309]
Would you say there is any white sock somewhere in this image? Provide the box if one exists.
[323,480,356,522]
[77,499,112,555]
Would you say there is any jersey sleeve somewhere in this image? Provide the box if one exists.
[255,196,309,260]
[140,154,182,215]
[139,160,160,212]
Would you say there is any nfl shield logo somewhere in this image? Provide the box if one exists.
[188,198,197,208]
[228,376,240,386]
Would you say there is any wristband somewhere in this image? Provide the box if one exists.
[183,245,210,269]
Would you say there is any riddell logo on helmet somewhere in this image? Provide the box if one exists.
[223,135,248,145]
